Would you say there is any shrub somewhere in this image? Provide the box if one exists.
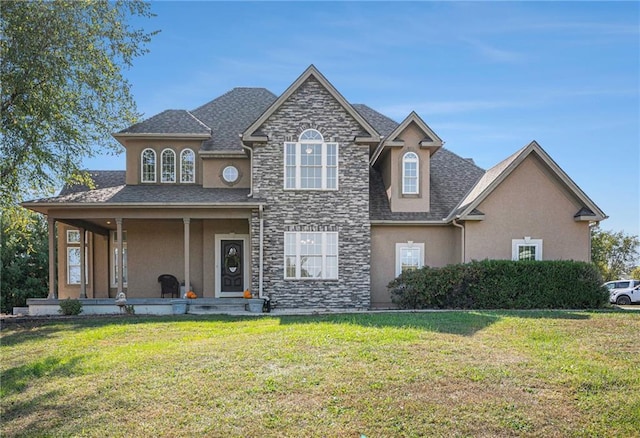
[389,260,608,309]
[58,298,83,315]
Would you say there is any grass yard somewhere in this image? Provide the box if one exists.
[1,311,639,437]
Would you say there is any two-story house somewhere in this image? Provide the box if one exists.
[23,65,606,310]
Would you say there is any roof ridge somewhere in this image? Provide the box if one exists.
[190,87,276,114]
[186,110,211,132]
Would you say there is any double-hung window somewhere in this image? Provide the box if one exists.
[512,238,543,261]
[161,149,176,183]
[141,148,156,183]
[66,230,87,284]
[395,242,424,276]
[402,152,419,194]
[284,231,338,279]
[284,129,338,190]
[180,149,195,183]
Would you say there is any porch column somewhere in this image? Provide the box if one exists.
[116,218,124,295]
[79,228,87,298]
[183,218,190,295]
[47,216,57,299]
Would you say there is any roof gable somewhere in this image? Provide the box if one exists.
[370,111,443,165]
[242,65,380,144]
[450,141,606,222]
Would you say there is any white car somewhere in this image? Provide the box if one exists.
[603,279,640,292]
[609,284,640,305]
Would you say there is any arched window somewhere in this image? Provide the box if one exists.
[284,129,338,190]
[161,149,176,183]
[402,152,419,194]
[180,149,195,183]
[141,148,156,183]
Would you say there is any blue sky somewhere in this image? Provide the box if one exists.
[85,1,639,236]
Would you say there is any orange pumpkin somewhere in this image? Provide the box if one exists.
[243,289,252,299]
[186,291,197,299]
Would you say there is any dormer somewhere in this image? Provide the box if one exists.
[370,112,443,213]
[113,110,211,185]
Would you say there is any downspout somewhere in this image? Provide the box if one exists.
[259,205,264,298]
[452,218,465,263]
[240,137,253,198]
[241,137,263,297]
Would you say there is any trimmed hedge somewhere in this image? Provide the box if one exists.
[389,260,609,309]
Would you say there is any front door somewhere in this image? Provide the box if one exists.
[215,234,249,297]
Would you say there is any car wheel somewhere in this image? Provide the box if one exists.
[616,295,632,305]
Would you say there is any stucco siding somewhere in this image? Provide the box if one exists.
[250,77,371,309]
[124,139,204,185]
[465,155,591,262]
[370,225,459,308]
[202,157,250,189]
[93,233,110,298]
[388,122,431,213]
[56,224,102,299]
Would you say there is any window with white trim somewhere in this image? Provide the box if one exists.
[161,149,176,183]
[66,229,87,284]
[284,231,338,279]
[141,148,156,183]
[512,238,543,261]
[284,129,338,190]
[180,149,195,183]
[395,242,424,276]
[67,230,80,244]
[67,248,81,284]
[111,231,128,287]
[402,152,419,194]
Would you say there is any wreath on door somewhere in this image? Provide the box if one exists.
[224,247,241,273]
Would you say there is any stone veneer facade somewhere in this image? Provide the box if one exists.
[249,77,371,309]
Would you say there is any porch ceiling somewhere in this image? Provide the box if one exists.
[58,219,110,236]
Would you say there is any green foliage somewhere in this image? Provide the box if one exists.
[1,209,49,313]
[389,260,608,309]
[0,0,158,207]
[591,227,640,281]
[630,266,640,280]
[58,298,82,316]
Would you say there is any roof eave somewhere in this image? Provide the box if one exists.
[112,132,211,143]
[575,215,607,222]
[370,219,449,226]
[22,201,266,211]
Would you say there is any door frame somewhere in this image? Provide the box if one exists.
[214,234,250,298]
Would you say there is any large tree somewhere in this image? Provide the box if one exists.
[1,209,49,313]
[591,227,640,281]
[0,0,157,207]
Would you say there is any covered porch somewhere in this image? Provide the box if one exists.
[22,187,266,303]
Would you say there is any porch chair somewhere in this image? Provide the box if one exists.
[158,274,180,298]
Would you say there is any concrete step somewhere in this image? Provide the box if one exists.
[186,298,262,314]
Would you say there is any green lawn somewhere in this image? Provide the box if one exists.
[1,311,639,437]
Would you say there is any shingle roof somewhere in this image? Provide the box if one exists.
[370,148,485,221]
[59,171,126,196]
[454,146,524,215]
[352,104,398,137]
[191,88,277,153]
[118,110,211,135]
[28,179,261,206]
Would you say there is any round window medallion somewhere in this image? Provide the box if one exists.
[222,165,239,183]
